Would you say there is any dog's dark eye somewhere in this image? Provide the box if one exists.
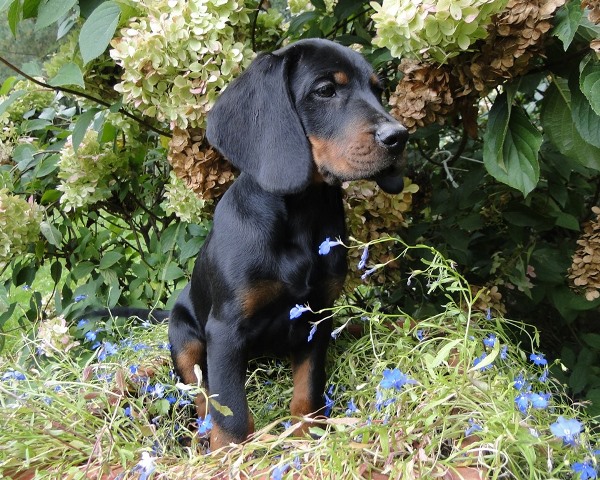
[314,82,336,98]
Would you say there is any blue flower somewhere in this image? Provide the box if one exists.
[1,370,26,381]
[529,352,547,366]
[514,374,529,391]
[485,308,492,320]
[318,237,343,255]
[281,420,293,430]
[124,406,133,418]
[500,345,508,360]
[529,392,550,410]
[324,386,335,417]
[379,368,416,390]
[465,418,483,436]
[416,330,424,342]
[289,304,310,320]
[74,294,87,302]
[97,341,118,361]
[77,319,89,329]
[539,368,549,382]
[197,414,213,435]
[307,324,317,342]
[515,393,530,414]
[345,399,358,416]
[361,267,378,281]
[358,246,369,270]
[84,330,97,342]
[572,461,598,480]
[550,416,583,446]
[483,334,497,348]
[271,464,289,480]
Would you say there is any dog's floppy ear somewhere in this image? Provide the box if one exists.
[206,52,312,195]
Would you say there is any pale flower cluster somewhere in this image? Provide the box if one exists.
[371,0,509,63]
[0,188,43,270]
[110,0,253,129]
[162,171,210,223]
[57,130,129,211]
[36,315,80,357]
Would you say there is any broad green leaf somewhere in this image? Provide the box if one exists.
[0,89,26,116]
[35,0,77,30]
[72,108,99,152]
[571,76,600,148]
[483,93,541,197]
[79,1,121,64]
[541,79,600,171]
[40,221,62,247]
[580,55,600,115]
[552,1,583,50]
[48,62,85,88]
[99,250,123,269]
[7,0,21,36]
[22,0,41,19]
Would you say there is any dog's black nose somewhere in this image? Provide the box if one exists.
[376,123,409,154]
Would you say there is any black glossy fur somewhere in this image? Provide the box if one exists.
[168,39,408,449]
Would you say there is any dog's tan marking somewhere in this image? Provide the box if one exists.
[240,280,285,318]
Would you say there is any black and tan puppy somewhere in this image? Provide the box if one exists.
[168,39,408,449]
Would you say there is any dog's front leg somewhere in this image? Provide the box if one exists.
[205,317,254,450]
[290,315,333,437]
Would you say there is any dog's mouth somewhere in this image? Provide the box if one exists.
[374,163,404,194]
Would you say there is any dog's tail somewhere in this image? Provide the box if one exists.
[84,307,169,323]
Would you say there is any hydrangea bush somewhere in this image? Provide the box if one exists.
[371,0,510,62]
[110,0,254,129]
[0,189,43,271]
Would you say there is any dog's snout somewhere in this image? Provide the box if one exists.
[376,123,409,154]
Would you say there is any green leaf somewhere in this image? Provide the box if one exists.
[7,0,21,36]
[35,0,77,30]
[580,56,600,116]
[0,89,25,117]
[483,93,541,197]
[48,62,85,88]
[541,79,600,171]
[22,0,41,19]
[552,1,583,50]
[40,189,61,204]
[162,264,185,282]
[79,1,121,64]
[571,76,600,148]
[99,250,123,269]
[209,398,233,417]
[72,108,99,152]
[40,221,62,246]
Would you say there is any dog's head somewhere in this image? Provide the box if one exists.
[206,39,408,195]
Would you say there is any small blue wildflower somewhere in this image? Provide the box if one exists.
[271,464,289,480]
[324,386,335,417]
[358,245,369,270]
[465,419,483,436]
[529,392,550,410]
[483,334,497,348]
[500,345,508,360]
[292,456,302,470]
[539,368,549,383]
[290,304,310,320]
[152,383,165,398]
[22,284,31,291]
[281,420,293,430]
[307,324,317,342]
[129,365,139,375]
[331,325,343,339]
[1,370,26,381]
[318,237,343,255]
[529,352,547,367]
[133,452,155,480]
[485,308,492,320]
[97,341,118,361]
[514,374,529,391]
[84,330,97,343]
[124,406,133,418]
[550,416,583,446]
[361,266,378,281]
[197,414,213,435]
[74,294,87,302]
[416,330,424,342]
[572,461,598,480]
[77,319,89,329]
[375,390,396,411]
[165,394,177,405]
[515,393,530,414]
[473,353,493,371]
[379,368,416,390]
[345,398,358,416]
[133,343,149,351]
